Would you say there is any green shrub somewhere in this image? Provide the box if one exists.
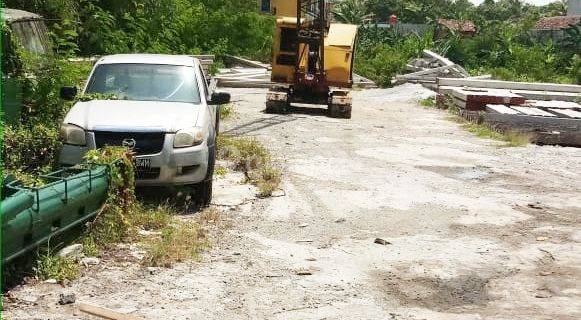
[143,221,208,267]
[35,248,79,282]
[3,123,61,175]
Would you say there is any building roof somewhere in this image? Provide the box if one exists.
[437,19,476,33]
[2,8,42,23]
[96,54,199,67]
[535,15,581,30]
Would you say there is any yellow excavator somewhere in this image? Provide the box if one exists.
[264,0,358,119]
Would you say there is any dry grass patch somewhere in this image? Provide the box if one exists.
[251,165,282,197]
[220,103,235,120]
[142,220,208,268]
[35,250,79,282]
[447,114,530,148]
[217,135,282,197]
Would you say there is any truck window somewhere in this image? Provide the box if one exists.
[86,64,202,104]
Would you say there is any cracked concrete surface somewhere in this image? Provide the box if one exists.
[5,84,581,319]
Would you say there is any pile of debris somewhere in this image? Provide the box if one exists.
[394,50,484,85]
[214,55,376,89]
[437,78,581,146]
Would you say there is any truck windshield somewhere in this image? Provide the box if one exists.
[85,64,201,104]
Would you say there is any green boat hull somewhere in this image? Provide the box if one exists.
[2,166,110,265]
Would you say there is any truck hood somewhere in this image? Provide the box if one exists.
[64,100,200,133]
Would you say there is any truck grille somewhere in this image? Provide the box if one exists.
[135,167,161,180]
[93,131,165,156]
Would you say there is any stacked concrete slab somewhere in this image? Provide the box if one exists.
[436,78,581,146]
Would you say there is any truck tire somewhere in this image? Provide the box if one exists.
[328,104,352,119]
[215,108,221,136]
[194,145,215,208]
[265,101,287,114]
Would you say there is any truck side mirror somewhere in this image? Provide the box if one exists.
[60,86,78,101]
[210,91,231,105]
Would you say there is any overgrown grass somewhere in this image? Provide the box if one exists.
[217,135,270,171]
[449,115,530,147]
[420,97,436,108]
[34,249,79,282]
[215,166,228,178]
[217,135,282,196]
[142,221,208,268]
[251,165,282,198]
[220,103,235,120]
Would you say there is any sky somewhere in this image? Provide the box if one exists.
[469,0,557,5]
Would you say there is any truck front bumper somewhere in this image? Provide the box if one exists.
[60,132,209,187]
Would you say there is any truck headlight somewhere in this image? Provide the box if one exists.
[174,127,205,148]
[59,123,86,146]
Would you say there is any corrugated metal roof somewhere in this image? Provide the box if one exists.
[2,8,42,23]
[535,15,581,30]
[437,19,476,33]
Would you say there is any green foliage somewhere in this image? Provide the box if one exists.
[420,97,436,108]
[356,30,436,87]
[217,135,282,197]
[6,0,275,61]
[83,147,136,246]
[217,135,269,171]
[561,24,581,52]
[143,220,207,267]
[3,123,61,175]
[219,103,234,120]
[570,54,581,85]
[333,0,373,25]
[2,56,92,180]
[252,165,282,198]
[34,248,79,282]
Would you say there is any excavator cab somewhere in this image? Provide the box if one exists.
[264,0,358,119]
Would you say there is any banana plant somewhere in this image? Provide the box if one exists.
[332,0,374,25]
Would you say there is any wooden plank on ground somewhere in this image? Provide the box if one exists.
[423,50,469,76]
[437,78,581,93]
[224,55,270,69]
[78,303,145,320]
[487,104,521,115]
[467,74,492,80]
[399,65,458,78]
[549,108,581,119]
[511,107,557,117]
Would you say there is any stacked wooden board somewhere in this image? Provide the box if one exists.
[214,67,274,88]
[394,50,481,85]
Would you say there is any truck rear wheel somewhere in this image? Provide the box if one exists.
[194,145,215,208]
[328,103,352,119]
[265,101,288,114]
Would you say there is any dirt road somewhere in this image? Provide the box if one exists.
[6,84,581,319]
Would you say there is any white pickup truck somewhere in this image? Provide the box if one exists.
[58,54,230,206]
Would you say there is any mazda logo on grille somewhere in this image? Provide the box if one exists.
[122,138,137,149]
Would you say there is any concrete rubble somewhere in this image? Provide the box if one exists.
[394,49,486,85]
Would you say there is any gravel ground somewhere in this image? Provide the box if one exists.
[4,84,581,320]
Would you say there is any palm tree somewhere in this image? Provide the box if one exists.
[332,0,373,25]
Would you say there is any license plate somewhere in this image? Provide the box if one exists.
[134,158,151,169]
